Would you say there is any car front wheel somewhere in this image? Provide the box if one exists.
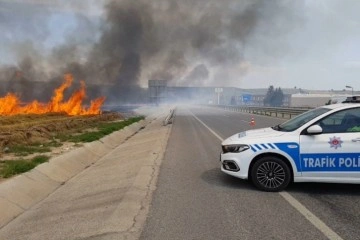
[251,156,291,192]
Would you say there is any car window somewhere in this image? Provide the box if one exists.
[275,107,330,132]
[317,107,360,133]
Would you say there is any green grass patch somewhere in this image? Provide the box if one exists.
[0,155,50,178]
[9,145,51,156]
[7,141,63,156]
[43,141,63,148]
[58,116,145,143]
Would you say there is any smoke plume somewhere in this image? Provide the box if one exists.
[1,0,358,101]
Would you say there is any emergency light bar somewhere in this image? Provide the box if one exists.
[342,96,360,103]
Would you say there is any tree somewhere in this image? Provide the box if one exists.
[272,87,284,107]
[263,86,284,107]
[263,85,275,106]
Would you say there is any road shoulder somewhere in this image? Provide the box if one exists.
[0,108,173,240]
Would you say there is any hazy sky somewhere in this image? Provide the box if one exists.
[0,0,359,91]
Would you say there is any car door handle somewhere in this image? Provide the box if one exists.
[352,138,360,142]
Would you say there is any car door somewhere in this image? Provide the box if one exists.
[299,107,360,181]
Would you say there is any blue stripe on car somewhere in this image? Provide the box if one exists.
[261,144,268,149]
[250,145,257,152]
[274,142,300,171]
[254,144,262,150]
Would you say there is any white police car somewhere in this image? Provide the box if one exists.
[221,96,360,191]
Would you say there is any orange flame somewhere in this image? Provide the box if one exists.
[0,74,106,116]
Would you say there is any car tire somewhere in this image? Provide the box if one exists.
[251,156,291,192]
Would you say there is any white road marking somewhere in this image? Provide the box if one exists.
[189,110,344,240]
[279,192,343,240]
[191,112,224,141]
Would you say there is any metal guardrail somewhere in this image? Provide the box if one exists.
[214,105,311,119]
[163,108,175,125]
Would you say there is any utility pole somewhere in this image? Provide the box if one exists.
[215,88,223,105]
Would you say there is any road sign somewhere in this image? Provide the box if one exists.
[242,94,252,103]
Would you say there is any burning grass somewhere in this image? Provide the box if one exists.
[0,73,145,181]
[0,74,105,116]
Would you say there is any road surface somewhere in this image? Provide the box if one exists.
[1,105,359,240]
[141,105,360,240]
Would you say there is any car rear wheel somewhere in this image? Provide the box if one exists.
[251,156,291,192]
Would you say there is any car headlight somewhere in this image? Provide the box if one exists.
[222,144,249,153]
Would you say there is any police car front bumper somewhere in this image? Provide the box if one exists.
[222,160,240,172]
[220,151,252,179]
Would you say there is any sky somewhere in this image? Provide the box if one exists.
[0,0,360,91]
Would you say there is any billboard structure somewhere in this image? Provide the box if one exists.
[148,80,168,105]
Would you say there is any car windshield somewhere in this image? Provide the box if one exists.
[272,107,330,132]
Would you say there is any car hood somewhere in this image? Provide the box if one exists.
[222,127,285,145]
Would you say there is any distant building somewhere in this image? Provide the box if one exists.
[147,81,358,107]
[291,94,353,108]
[147,81,291,106]
[291,94,331,108]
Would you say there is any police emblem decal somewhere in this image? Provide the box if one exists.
[329,136,343,149]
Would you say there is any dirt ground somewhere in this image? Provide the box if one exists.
[0,112,124,159]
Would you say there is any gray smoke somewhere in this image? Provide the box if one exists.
[4,0,355,101]
[183,64,209,86]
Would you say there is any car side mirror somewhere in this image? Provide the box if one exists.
[307,125,323,135]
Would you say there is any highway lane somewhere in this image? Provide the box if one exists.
[140,106,333,240]
[191,106,360,240]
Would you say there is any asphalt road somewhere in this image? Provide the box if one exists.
[140,105,360,240]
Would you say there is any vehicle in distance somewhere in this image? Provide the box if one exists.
[220,96,360,191]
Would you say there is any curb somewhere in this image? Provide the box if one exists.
[0,118,150,228]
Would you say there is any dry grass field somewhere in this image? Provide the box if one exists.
[0,112,145,180]
[0,74,133,179]
[0,112,123,148]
